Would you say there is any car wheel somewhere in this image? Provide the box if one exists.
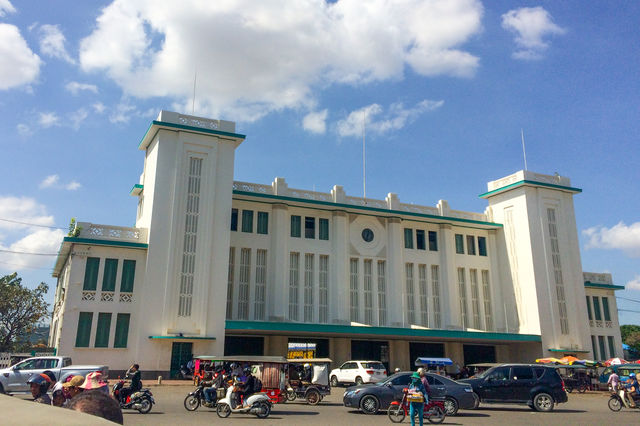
[533,392,554,412]
[360,395,379,414]
[306,389,321,405]
[331,375,339,387]
[183,394,200,411]
[608,396,622,412]
[443,397,458,416]
[355,376,364,386]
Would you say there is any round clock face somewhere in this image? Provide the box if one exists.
[362,228,374,242]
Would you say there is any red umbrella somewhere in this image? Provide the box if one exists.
[604,357,628,366]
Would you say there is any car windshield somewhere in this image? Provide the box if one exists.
[362,362,385,370]
[475,367,496,379]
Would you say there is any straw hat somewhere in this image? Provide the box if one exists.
[62,375,85,388]
[79,372,108,390]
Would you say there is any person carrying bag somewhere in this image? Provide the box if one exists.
[407,371,427,426]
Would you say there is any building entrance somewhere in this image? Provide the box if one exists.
[463,344,496,365]
[224,336,264,355]
[409,342,445,368]
[170,342,193,379]
[351,340,389,371]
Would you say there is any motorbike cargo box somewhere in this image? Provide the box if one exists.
[217,388,225,399]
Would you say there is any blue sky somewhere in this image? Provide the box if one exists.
[1,1,639,325]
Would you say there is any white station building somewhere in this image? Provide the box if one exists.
[49,111,624,377]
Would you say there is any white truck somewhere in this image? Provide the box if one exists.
[0,356,108,394]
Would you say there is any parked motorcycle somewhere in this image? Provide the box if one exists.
[216,383,272,418]
[112,380,155,414]
[608,384,640,412]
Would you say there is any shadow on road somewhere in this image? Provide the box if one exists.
[476,406,586,413]
[271,410,320,416]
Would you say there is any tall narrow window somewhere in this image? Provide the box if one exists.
[431,265,441,328]
[467,235,476,255]
[94,312,112,348]
[350,259,359,322]
[405,263,415,325]
[598,335,607,359]
[404,228,414,249]
[305,217,315,239]
[304,254,314,322]
[120,260,136,293]
[608,336,616,358]
[75,312,93,348]
[591,335,598,359]
[455,234,464,254]
[254,249,266,320]
[478,236,487,256]
[377,261,387,326]
[257,212,269,234]
[592,296,602,321]
[231,208,238,231]
[289,252,300,320]
[319,218,329,240]
[470,269,481,329]
[291,215,301,238]
[585,296,592,321]
[602,297,611,321]
[113,313,130,348]
[242,210,253,233]
[418,265,428,327]
[102,259,118,292]
[481,270,494,331]
[458,268,468,328]
[428,231,438,251]
[226,247,235,319]
[548,208,569,334]
[237,248,251,320]
[83,257,100,290]
[178,157,202,317]
[416,230,426,250]
[319,255,329,323]
[363,260,373,325]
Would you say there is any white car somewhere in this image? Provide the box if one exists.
[330,360,387,386]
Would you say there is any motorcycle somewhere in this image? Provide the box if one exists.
[608,384,640,412]
[388,388,446,424]
[216,383,272,418]
[112,380,155,414]
[184,381,226,411]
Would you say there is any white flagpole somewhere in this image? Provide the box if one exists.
[363,110,366,201]
[521,128,528,171]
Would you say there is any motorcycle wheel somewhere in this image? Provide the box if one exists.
[426,405,445,424]
[138,397,153,414]
[184,395,200,411]
[217,402,232,418]
[387,404,405,423]
[608,396,622,412]
[306,389,321,405]
[578,384,587,394]
[565,386,573,393]
[286,389,296,401]
[255,402,271,419]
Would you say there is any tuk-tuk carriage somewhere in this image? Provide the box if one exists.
[193,355,289,404]
[554,364,592,393]
[286,358,332,405]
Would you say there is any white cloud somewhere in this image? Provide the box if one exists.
[65,181,81,190]
[337,99,444,138]
[0,23,42,90]
[0,196,55,231]
[39,175,59,189]
[109,101,137,123]
[65,81,98,95]
[39,174,81,190]
[38,111,60,128]
[302,109,328,134]
[583,222,640,258]
[38,24,75,63]
[0,0,16,17]
[0,228,65,271]
[69,108,88,130]
[16,123,33,136]
[627,276,640,291]
[79,0,482,121]
[92,102,106,114]
[501,7,566,60]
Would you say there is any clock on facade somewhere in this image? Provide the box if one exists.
[361,228,374,242]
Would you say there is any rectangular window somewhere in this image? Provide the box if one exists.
[83,257,100,291]
[467,235,476,255]
[458,267,468,328]
[257,212,269,234]
[405,263,415,325]
[470,269,481,329]
[305,217,315,239]
[237,248,251,320]
[547,208,569,334]
[363,260,373,325]
[585,296,592,321]
[94,312,112,348]
[404,228,414,249]
[481,270,493,331]
[289,252,300,320]
[319,255,329,323]
[428,231,438,251]
[291,215,301,238]
[113,313,131,348]
[231,208,238,231]
[226,248,235,319]
[75,312,93,347]
[319,218,329,240]
[304,254,314,322]
[598,335,607,359]
[120,260,136,293]
[416,230,426,250]
[591,335,598,359]
[350,259,359,322]
[602,297,611,321]
[608,336,616,358]
[455,234,464,254]
[377,261,387,326]
[102,259,118,292]
[254,249,267,320]
[593,296,602,321]
[478,236,487,256]
[418,265,428,327]
[242,210,253,233]
[431,265,441,328]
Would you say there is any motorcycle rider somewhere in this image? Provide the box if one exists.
[27,371,55,404]
[623,373,639,408]
[301,363,313,383]
[202,372,220,406]
[237,367,256,406]
[119,363,142,404]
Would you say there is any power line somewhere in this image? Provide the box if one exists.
[0,217,66,230]
[617,296,640,304]
[0,260,53,270]
[0,249,58,256]
[618,309,640,314]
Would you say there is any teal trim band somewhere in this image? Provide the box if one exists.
[138,120,245,149]
[63,237,148,249]
[547,348,590,353]
[479,180,582,198]
[233,191,502,228]
[149,335,216,340]
[225,320,541,342]
[130,184,143,196]
[584,281,625,291]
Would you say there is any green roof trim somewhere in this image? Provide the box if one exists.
[547,348,591,353]
[63,237,148,249]
[584,281,625,291]
[130,184,143,196]
[479,179,582,198]
[233,191,503,228]
[138,120,246,150]
[148,335,216,340]
[225,320,541,342]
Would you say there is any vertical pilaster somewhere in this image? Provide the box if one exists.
[269,203,288,321]
[386,217,404,327]
[439,224,461,329]
[331,210,349,324]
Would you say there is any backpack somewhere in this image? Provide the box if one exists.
[253,377,263,393]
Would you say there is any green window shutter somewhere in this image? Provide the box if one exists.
[75,312,93,347]
[585,296,592,320]
[319,218,329,240]
[102,259,118,291]
[257,212,269,234]
[120,260,136,293]
[455,234,464,254]
[602,297,611,321]
[242,210,253,233]
[291,215,301,238]
[114,313,131,348]
[592,296,602,320]
[478,236,487,256]
[404,228,413,249]
[607,336,616,358]
[428,231,438,251]
[94,313,112,347]
[83,257,100,290]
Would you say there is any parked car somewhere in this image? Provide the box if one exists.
[460,364,567,412]
[0,356,108,394]
[343,371,477,415]
[330,360,387,386]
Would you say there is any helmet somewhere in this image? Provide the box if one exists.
[230,363,238,369]
[630,373,636,378]
[304,363,311,369]
[27,372,54,394]
[417,367,425,376]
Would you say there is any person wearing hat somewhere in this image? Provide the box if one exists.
[62,374,85,400]
[407,371,427,426]
[27,371,55,404]
[80,371,110,395]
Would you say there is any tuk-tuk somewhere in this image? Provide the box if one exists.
[193,355,289,404]
[286,358,332,405]
[554,364,593,393]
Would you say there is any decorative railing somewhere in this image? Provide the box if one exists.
[448,209,487,222]
[120,293,133,303]
[583,272,613,285]
[233,181,271,194]
[605,321,613,328]
[79,223,148,244]
[595,320,603,328]
[589,320,594,328]
[398,203,439,215]
[81,291,96,301]
[100,292,114,302]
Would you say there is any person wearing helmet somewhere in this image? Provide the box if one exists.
[27,372,55,404]
[624,372,639,407]
[302,363,313,383]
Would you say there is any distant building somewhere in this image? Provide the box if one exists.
[49,111,624,377]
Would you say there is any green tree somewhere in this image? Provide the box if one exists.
[621,325,640,342]
[0,273,49,352]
